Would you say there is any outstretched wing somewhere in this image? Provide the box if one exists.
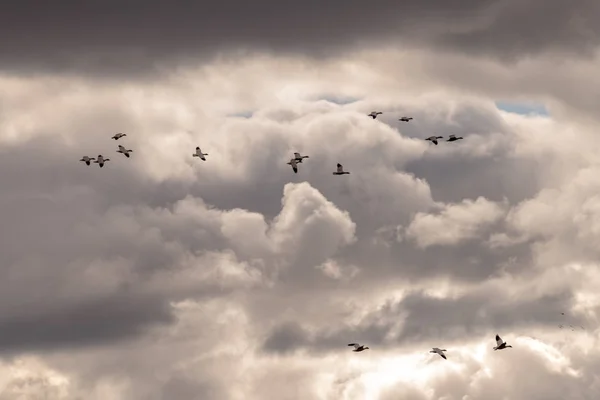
[348,343,359,349]
[294,152,301,158]
[337,163,343,173]
[449,134,456,138]
[495,335,503,346]
[118,145,125,151]
[440,353,447,359]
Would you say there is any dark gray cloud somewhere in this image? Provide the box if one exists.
[260,288,580,355]
[0,0,598,77]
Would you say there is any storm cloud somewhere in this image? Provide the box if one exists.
[1,0,599,76]
[0,2,600,399]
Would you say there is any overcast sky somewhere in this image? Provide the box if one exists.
[0,1,599,399]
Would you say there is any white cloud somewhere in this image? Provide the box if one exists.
[1,43,600,399]
[405,197,507,248]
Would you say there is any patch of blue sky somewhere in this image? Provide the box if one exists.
[495,101,549,116]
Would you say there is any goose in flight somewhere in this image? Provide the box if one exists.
[117,145,133,158]
[493,334,512,351]
[425,136,444,145]
[368,111,382,119]
[193,146,208,161]
[348,343,369,352]
[287,158,298,173]
[430,348,447,360]
[333,163,350,175]
[399,117,413,122]
[294,152,309,163]
[112,133,126,140]
[447,134,464,142]
[80,156,95,166]
[93,155,110,168]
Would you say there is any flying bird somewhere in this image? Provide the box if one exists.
[430,348,447,360]
[493,334,512,351]
[368,111,382,119]
[294,152,309,163]
[93,155,110,168]
[117,145,133,158]
[447,134,464,142]
[425,136,444,145]
[287,158,298,173]
[80,156,95,166]
[112,133,126,140]
[348,343,369,352]
[333,163,350,175]
[193,146,208,161]
[399,117,413,122]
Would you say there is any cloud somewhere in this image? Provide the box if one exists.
[1,36,600,399]
[405,196,507,248]
[1,0,599,77]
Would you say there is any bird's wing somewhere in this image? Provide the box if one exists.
[449,134,456,138]
[495,335,503,346]
[440,353,447,359]
[337,164,343,173]
[118,145,125,151]
[294,152,301,158]
[348,343,359,349]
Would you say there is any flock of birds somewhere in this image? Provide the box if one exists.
[349,334,512,360]
[79,132,133,167]
[78,112,463,174]
[77,110,576,362]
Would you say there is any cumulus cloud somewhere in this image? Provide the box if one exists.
[0,4,600,398]
[405,196,507,248]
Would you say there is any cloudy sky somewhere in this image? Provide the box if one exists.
[0,1,599,399]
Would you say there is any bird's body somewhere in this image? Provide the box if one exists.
[425,136,444,145]
[193,146,208,161]
[430,348,447,359]
[80,156,95,166]
[493,334,512,350]
[294,152,309,163]
[348,343,369,352]
[399,117,413,122]
[117,145,133,158]
[94,155,110,168]
[447,134,463,142]
[368,111,382,119]
[112,133,126,140]
[287,158,298,173]
[333,163,350,175]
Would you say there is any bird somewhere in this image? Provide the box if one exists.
[430,348,447,360]
[399,117,413,122]
[112,133,126,140]
[294,152,309,163]
[368,111,382,119]
[287,158,298,173]
[425,136,444,145]
[493,334,512,351]
[193,146,208,161]
[93,155,110,168]
[333,163,350,175]
[117,145,133,158]
[80,156,95,166]
[447,134,463,142]
[348,343,369,352]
